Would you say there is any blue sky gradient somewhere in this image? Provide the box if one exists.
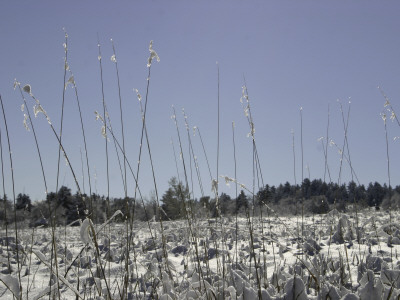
[1,1,400,201]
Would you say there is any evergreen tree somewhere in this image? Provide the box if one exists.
[16,193,32,211]
[236,190,248,213]
[161,177,189,220]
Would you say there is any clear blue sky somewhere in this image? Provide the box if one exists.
[1,0,399,201]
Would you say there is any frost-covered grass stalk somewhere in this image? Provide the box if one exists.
[0,96,12,276]
[231,121,239,270]
[239,82,265,297]
[381,111,393,267]
[171,106,210,293]
[0,94,22,298]
[300,107,305,237]
[110,39,131,294]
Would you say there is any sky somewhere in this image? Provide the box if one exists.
[0,0,400,202]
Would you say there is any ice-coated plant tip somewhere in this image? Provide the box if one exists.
[13,79,20,90]
[23,84,31,94]
[381,113,387,123]
[211,178,218,193]
[23,114,29,131]
[134,88,142,101]
[390,111,396,122]
[147,40,160,67]
[64,75,75,90]
[33,104,46,118]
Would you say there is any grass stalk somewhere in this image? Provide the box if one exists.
[0,97,11,276]
[0,94,22,299]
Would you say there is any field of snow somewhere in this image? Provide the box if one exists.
[1,207,400,299]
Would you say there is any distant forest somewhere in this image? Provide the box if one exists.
[1,178,399,227]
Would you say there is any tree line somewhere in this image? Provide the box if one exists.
[1,178,399,226]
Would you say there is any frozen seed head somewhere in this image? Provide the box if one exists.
[101,125,107,138]
[317,136,324,142]
[390,111,396,122]
[23,114,29,131]
[381,112,387,123]
[221,175,235,187]
[64,76,75,90]
[211,179,218,193]
[247,126,255,138]
[111,54,117,63]
[134,88,142,101]
[94,111,103,122]
[244,107,249,117]
[20,104,25,112]
[13,79,20,90]
[147,40,160,67]
[33,104,46,118]
[23,84,31,94]
[241,86,249,102]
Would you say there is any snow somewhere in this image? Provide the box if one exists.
[1,207,400,299]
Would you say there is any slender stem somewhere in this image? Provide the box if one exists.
[68,69,92,205]
[300,107,304,239]
[292,129,296,186]
[232,122,238,267]
[0,94,22,298]
[0,97,11,275]
[196,126,213,183]
[111,39,127,197]
[97,38,110,213]
[216,63,220,203]
[324,104,332,182]
[170,138,181,183]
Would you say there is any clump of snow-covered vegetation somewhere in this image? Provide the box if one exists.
[1,208,400,299]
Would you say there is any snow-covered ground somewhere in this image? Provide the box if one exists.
[1,207,400,299]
